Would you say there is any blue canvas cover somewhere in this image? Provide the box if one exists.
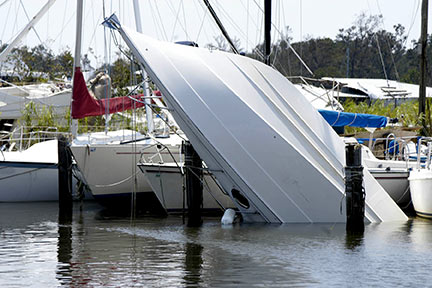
[318,109,387,128]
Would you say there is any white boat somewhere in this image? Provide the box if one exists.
[70,130,183,211]
[409,138,432,218]
[0,139,59,202]
[107,17,407,223]
[0,82,71,121]
[137,162,235,214]
[362,145,415,205]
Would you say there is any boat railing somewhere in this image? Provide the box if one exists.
[415,137,432,169]
[2,126,72,151]
[368,135,418,162]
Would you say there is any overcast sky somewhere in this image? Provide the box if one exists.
[0,0,429,67]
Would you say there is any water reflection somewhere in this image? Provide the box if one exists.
[345,231,364,250]
[56,208,72,286]
[183,228,204,287]
[3,203,432,287]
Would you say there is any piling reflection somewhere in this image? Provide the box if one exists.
[183,227,204,287]
[345,231,364,250]
[56,204,73,286]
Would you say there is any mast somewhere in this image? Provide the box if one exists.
[419,0,428,134]
[0,0,56,64]
[202,0,239,54]
[264,0,271,65]
[71,0,84,138]
[133,0,154,135]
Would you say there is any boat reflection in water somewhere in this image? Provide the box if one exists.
[1,202,432,287]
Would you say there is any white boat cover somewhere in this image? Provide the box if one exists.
[114,23,407,223]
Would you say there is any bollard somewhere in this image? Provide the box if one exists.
[345,144,365,233]
[183,141,203,227]
[58,135,73,219]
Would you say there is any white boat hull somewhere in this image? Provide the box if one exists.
[409,169,432,218]
[0,140,59,202]
[369,168,410,205]
[70,132,181,210]
[0,161,58,201]
[138,163,235,213]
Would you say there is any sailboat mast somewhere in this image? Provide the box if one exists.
[132,0,154,135]
[0,0,56,64]
[71,0,84,138]
[419,0,428,134]
[264,0,271,65]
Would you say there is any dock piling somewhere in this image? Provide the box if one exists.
[345,144,365,233]
[58,135,73,219]
[183,141,203,227]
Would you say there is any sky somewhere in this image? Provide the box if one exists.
[0,0,429,68]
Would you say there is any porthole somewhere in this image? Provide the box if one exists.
[231,188,250,209]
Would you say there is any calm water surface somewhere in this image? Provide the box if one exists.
[0,201,431,287]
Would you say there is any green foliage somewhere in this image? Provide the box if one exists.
[342,99,421,134]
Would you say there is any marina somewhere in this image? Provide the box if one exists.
[2,0,432,286]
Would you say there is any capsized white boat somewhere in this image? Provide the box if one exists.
[106,16,407,223]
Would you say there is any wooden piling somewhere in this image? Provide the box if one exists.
[345,144,365,233]
[183,141,203,227]
[58,135,73,218]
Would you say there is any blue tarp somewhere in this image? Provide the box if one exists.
[318,109,387,128]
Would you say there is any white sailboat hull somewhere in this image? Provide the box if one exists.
[0,140,59,202]
[70,131,182,209]
[409,169,432,218]
[369,168,410,205]
[138,163,235,213]
[0,162,58,201]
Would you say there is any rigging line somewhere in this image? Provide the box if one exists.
[195,0,222,47]
[59,0,68,48]
[52,11,76,48]
[153,0,169,41]
[405,0,421,46]
[202,0,239,54]
[192,0,207,43]
[19,0,43,45]
[239,0,267,54]
[148,0,167,41]
[166,0,184,42]
[252,0,314,76]
[246,0,249,51]
[0,0,9,9]
[182,0,188,40]
[374,0,400,81]
[0,0,12,44]
[11,0,19,44]
[89,0,97,61]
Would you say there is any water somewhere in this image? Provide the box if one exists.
[0,202,431,287]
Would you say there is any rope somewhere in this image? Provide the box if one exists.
[92,170,139,188]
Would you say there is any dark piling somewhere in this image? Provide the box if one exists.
[345,144,365,233]
[183,141,203,227]
[58,135,73,221]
